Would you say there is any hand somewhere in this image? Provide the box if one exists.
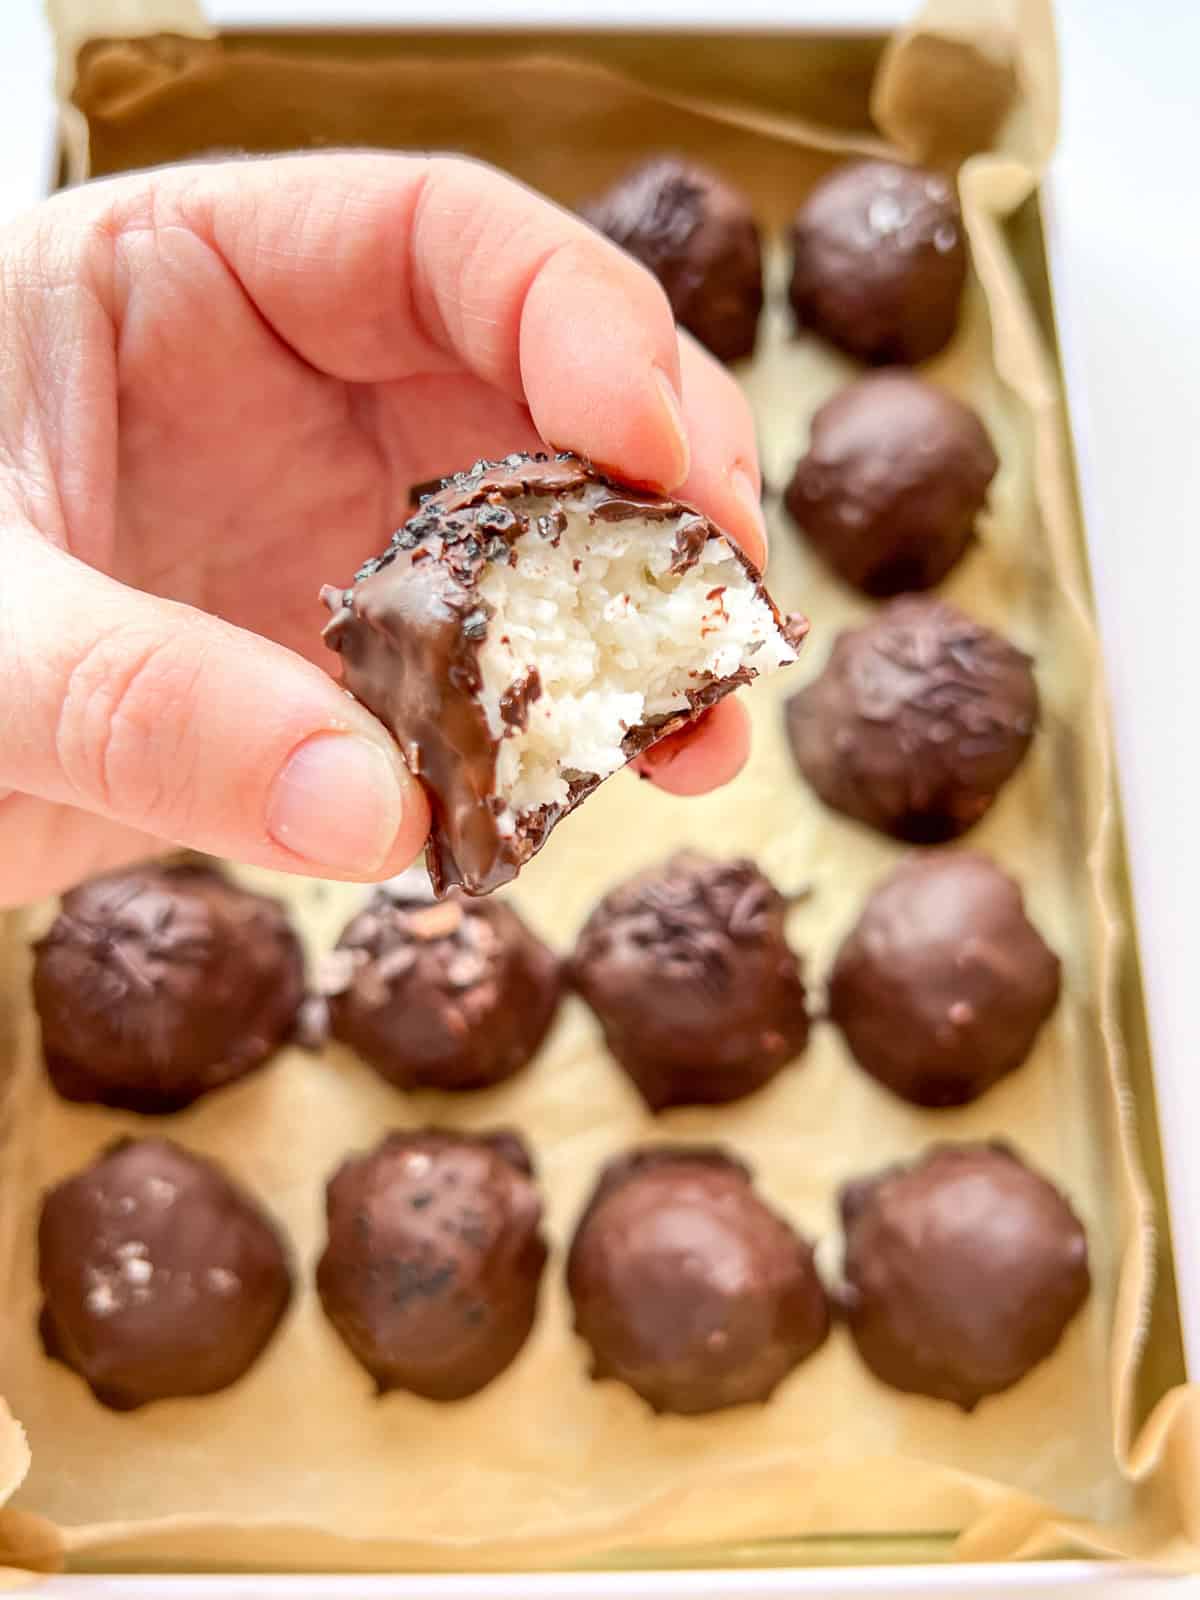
[0,154,767,908]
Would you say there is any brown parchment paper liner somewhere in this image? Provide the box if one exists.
[0,0,1196,1575]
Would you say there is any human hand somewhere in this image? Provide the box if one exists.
[0,154,768,908]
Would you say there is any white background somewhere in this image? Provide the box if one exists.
[1,4,1199,1590]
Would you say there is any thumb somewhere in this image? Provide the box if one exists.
[1,529,430,880]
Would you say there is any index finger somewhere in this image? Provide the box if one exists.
[80,152,766,553]
[167,152,691,496]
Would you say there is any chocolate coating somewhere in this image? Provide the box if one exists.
[326,885,561,1092]
[38,1138,292,1411]
[830,852,1060,1107]
[568,1146,828,1415]
[570,852,809,1110]
[840,1143,1090,1410]
[785,596,1038,842]
[790,159,967,364]
[317,1129,547,1400]
[322,452,803,896]
[582,157,764,363]
[33,863,305,1114]
[786,373,998,595]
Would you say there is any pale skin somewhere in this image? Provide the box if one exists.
[0,153,769,911]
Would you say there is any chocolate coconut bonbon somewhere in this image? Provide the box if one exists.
[322,453,805,895]
[317,1129,547,1401]
[829,851,1061,1107]
[33,862,305,1114]
[568,1146,829,1415]
[38,1139,292,1411]
[570,852,810,1110]
[326,882,560,1093]
[789,158,968,364]
[785,596,1038,843]
[785,372,998,596]
[839,1143,1090,1410]
[582,157,764,363]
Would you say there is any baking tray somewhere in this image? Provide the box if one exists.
[1,0,1195,1593]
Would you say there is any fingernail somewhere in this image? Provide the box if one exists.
[267,733,409,873]
[652,366,691,489]
[729,465,769,571]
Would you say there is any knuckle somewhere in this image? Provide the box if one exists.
[413,164,500,356]
[54,621,202,829]
[93,177,162,247]
[87,172,206,327]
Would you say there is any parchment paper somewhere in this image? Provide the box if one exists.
[1,0,1199,1575]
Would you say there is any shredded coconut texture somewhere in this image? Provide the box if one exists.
[476,508,796,819]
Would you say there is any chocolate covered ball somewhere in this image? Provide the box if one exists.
[790,159,967,364]
[840,1143,1090,1410]
[326,884,560,1092]
[33,862,305,1114]
[317,1129,547,1401]
[38,1138,292,1411]
[570,852,809,1110]
[583,157,763,362]
[568,1146,829,1415]
[829,852,1060,1107]
[785,373,997,595]
[785,596,1038,843]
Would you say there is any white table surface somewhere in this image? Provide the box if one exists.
[0,7,1198,1588]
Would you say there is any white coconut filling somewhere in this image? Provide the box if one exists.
[476,505,796,821]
